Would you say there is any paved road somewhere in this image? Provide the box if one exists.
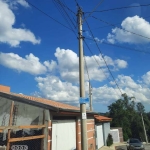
[144,144,150,150]
[115,145,127,150]
[116,144,150,150]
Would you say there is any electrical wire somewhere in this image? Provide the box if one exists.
[25,0,75,32]
[74,0,80,9]
[56,0,76,15]
[61,0,77,26]
[52,0,77,36]
[84,15,123,95]
[85,37,150,54]
[85,3,150,13]
[83,51,91,85]
[54,0,76,28]
[85,15,150,30]
[84,40,120,97]
[83,0,105,22]
[92,16,150,41]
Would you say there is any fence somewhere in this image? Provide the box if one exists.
[0,99,46,150]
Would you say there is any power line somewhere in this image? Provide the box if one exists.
[61,0,77,26]
[53,0,76,29]
[25,1,75,33]
[84,40,120,97]
[84,15,123,95]
[74,0,80,8]
[56,0,76,15]
[85,37,150,54]
[83,0,105,22]
[85,15,150,30]
[92,16,150,41]
[85,3,150,13]
[83,50,91,84]
[54,0,77,26]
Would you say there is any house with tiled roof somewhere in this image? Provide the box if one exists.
[0,85,112,150]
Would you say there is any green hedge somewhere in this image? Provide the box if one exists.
[107,133,113,146]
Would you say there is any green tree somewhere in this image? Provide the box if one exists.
[108,94,150,141]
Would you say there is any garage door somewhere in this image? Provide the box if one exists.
[52,120,76,150]
[96,124,104,149]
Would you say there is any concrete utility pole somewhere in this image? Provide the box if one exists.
[89,82,93,111]
[141,113,148,143]
[77,7,88,150]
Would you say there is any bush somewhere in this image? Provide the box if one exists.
[107,133,113,146]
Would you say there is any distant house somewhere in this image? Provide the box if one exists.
[95,115,112,149]
[0,85,112,150]
[110,127,124,143]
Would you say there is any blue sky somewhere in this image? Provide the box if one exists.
[0,0,150,112]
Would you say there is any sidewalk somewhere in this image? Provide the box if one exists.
[99,142,127,150]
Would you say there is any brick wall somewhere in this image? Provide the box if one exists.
[47,121,52,150]
[76,119,96,150]
[118,128,124,142]
[0,85,10,92]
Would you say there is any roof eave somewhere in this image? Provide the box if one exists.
[0,92,59,111]
[0,92,100,115]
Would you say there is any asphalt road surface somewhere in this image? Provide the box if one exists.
[115,144,150,150]
[144,144,150,150]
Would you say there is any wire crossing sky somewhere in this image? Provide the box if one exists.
[0,0,150,112]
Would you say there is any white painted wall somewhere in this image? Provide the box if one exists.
[96,124,104,149]
[110,129,120,143]
[52,120,76,150]
[103,122,110,146]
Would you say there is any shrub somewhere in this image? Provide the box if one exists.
[107,133,113,146]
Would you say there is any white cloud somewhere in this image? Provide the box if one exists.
[115,75,150,103]
[0,52,46,75]
[92,85,120,104]
[116,75,140,89]
[34,73,150,105]
[142,71,150,85]
[107,16,150,44]
[53,47,127,83]
[4,0,30,9]
[16,0,29,8]
[35,76,79,101]
[35,75,121,104]
[0,0,40,47]
[115,59,128,69]
[44,60,57,72]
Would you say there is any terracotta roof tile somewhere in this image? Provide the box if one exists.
[94,115,112,122]
[0,85,10,92]
[0,90,79,110]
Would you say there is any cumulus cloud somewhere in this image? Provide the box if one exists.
[5,0,30,9]
[110,74,150,103]
[0,0,40,47]
[34,73,150,105]
[0,48,130,106]
[115,59,128,69]
[142,71,150,85]
[35,76,79,101]
[0,52,46,75]
[34,75,121,104]
[107,16,150,44]
[44,60,57,72]
[15,0,30,8]
[92,85,120,104]
[53,47,128,83]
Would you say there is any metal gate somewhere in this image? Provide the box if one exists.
[52,120,76,150]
